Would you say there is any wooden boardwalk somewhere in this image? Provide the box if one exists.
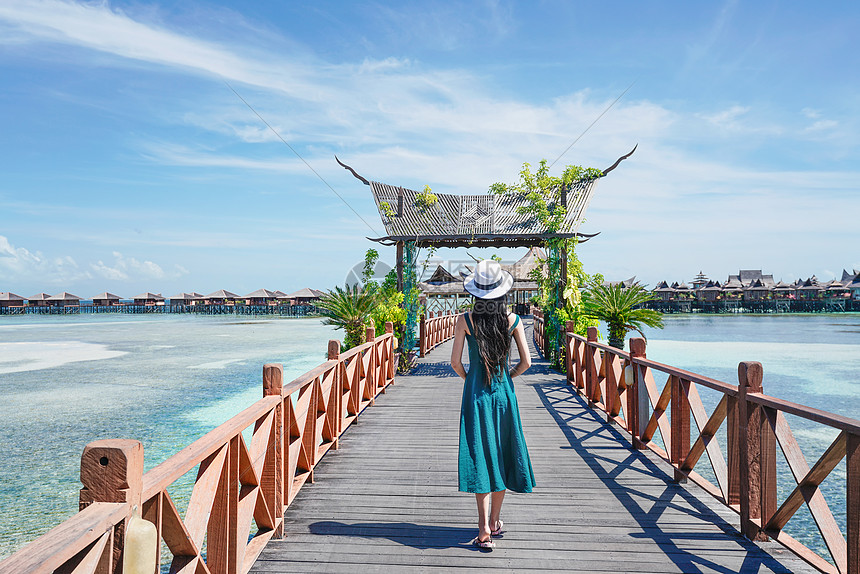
[251,320,815,573]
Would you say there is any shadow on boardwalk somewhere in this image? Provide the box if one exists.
[530,370,793,574]
[251,319,814,573]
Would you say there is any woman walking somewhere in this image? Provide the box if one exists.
[450,260,535,550]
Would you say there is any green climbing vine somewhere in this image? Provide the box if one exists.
[491,159,603,368]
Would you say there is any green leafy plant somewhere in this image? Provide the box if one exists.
[414,185,438,212]
[379,201,396,220]
[317,283,378,351]
[490,159,602,367]
[581,281,664,349]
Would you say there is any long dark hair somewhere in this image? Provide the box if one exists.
[471,295,510,384]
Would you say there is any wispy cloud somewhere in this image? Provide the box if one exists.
[90,251,181,281]
[0,235,91,285]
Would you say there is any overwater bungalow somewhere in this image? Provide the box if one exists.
[287,288,322,306]
[797,277,822,300]
[46,292,81,307]
[205,290,240,305]
[168,292,203,305]
[772,281,795,299]
[27,293,52,307]
[132,292,165,306]
[699,281,722,302]
[744,278,770,301]
[418,248,546,315]
[653,281,675,302]
[0,292,25,307]
[244,289,279,306]
[92,292,122,306]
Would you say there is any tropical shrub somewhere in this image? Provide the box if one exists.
[581,281,664,349]
[317,283,378,351]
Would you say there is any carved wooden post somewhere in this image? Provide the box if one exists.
[586,327,599,405]
[80,439,144,572]
[629,337,648,450]
[564,320,575,385]
[727,392,740,507]
[326,341,342,447]
[670,376,691,482]
[848,433,860,574]
[419,314,427,357]
[396,242,404,291]
[262,363,284,536]
[738,361,776,541]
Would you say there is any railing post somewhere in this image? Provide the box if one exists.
[79,439,144,571]
[586,326,599,405]
[262,363,284,536]
[848,432,860,574]
[326,341,342,446]
[629,337,648,450]
[564,320,575,385]
[738,361,776,541]
[727,392,740,507]
[420,314,427,357]
[384,322,395,383]
[542,313,550,360]
[670,376,690,482]
[366,326,375,344]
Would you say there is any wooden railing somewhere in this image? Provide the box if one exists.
[565,324,859,574]
[419,312,461,357]
[0,324,398,574]
[532,308,545,356]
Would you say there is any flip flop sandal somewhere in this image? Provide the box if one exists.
[491,520,504,536]
[471,536,495,551]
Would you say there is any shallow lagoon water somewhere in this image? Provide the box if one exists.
[0,313,858,562]
[0,314,335,558]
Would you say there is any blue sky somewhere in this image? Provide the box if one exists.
[0,1,858,297]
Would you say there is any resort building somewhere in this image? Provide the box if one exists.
[244,289,279,306]
[132,292,165,306]
[205,290,240,305]
[92,292,122,306]
[418,247,546,315]
[168,293,203,306]
[287,288,323,306]
[0,292,25,308]
[649,268,860,313]
[27,293,52,307]
[46,292,81,308]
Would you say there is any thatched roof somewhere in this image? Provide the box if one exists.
[0,292,24,301]
[245,288,278,299]
[337,148,635,248]
[288,288,321,299]
[28,292,52,301]
[206,289,239,299]
[47,292,81,301]
[92,292,121,301]
[132,292,164,301]
[168,292,202,301]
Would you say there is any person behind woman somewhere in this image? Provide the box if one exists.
[450,260,535,550]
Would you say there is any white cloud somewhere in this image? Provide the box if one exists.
[0,235,90,285]
[90,251,177,281]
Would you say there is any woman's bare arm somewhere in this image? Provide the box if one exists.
[450,314,468,380]
[509,319,531,379]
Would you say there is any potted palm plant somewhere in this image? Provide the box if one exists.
[316,284,378,351]
[582,281,664,350]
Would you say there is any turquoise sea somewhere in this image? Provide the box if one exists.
[0,314,336,559]
[0,313,858,562]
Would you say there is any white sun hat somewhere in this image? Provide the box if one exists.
[464,260,514,299]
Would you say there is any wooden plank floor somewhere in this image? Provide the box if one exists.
[252,319,816,573]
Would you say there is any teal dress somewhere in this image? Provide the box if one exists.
[458,313,535,494]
